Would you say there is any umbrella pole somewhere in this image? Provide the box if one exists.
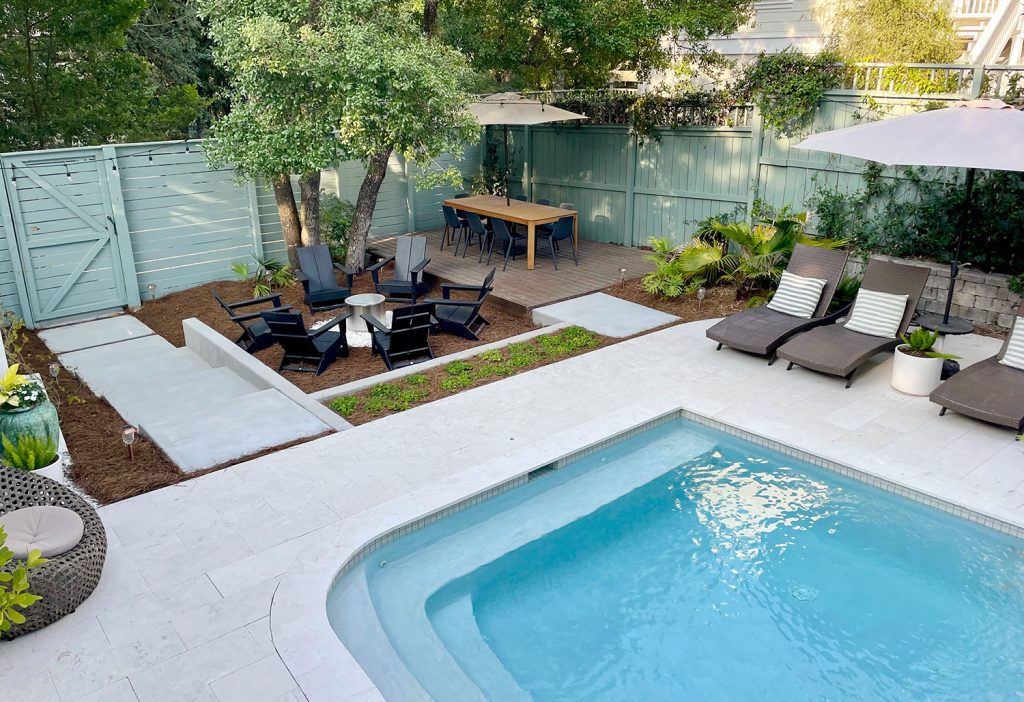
[942,167,975,325]
[504,125,510,207]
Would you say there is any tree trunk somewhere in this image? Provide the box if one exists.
[422,0,438,36]
[272,175,302,269]
[347,148,393,272]
[298,170,321,248]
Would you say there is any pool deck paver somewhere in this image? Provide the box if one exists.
[3,320,1023,701]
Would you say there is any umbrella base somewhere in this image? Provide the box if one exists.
[916,312,974,336]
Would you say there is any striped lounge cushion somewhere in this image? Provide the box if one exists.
[999,321,1024,370]
[844,288,909,338]
[766,270,827,319]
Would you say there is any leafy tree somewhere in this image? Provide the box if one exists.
[201,0,478,270]
[827,0,961,63]
[437,0,754,89]
[0,0,204,152]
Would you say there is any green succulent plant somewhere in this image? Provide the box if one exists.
[1,434,58,471]
[899,328,959,360]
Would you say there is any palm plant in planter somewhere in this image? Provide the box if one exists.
[891,328,959,396]
[0,365,59,466]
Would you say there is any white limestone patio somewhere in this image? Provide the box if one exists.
[4,319,1022,702]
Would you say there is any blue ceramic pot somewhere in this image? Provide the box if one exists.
[0,399,60,447]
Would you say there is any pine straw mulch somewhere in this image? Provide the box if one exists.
[17,329,186,503]
[131,272,539,393]
[602,279,749,323]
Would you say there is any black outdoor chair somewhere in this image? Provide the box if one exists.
[260,309,350,375]
[441,205,467,253]
[362,303,435,370]
[485,218,526,271]
[514,195,528,202]
[536,198,551,206]
[425,268,495,341]
[213,290,292,353]
[538,214,579,269]
[368,235,431,303]
[296,244,355,312]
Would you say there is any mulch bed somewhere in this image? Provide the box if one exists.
[131,272,539,393]
[602,279,749,323]
[16,329,187,504]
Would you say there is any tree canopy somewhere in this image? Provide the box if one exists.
[827,0,961,63]
[0,0,204,152]
[438,0,754,89]
[200,0,478,268]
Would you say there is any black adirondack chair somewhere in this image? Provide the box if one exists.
[425,268,495,341]
[260,309,350,375]
[213,290,292,353]
[367,235,431,303]
[296,244,355,312]
[362,303,435,371]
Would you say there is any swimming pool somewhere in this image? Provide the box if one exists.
[327,419,1024,701]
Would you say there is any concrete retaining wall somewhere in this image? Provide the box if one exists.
[846,256,1021,329]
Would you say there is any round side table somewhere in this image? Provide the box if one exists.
[345,293,386,337]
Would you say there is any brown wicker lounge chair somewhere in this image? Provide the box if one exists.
[706,244,850,363]
[776,258,931,388]
[0,466,106,639]
[930,304,1024,433]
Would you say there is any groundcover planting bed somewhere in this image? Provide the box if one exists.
[327,326,605,424]
[132,273,538,392]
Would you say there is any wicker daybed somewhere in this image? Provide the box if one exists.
[0,466,106,639]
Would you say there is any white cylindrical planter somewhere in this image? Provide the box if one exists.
[890,345,944,396]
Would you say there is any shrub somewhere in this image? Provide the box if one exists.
[0,525,47,634]
[1,434,57,471]
[328,396,359,417]
[321,193,355,263]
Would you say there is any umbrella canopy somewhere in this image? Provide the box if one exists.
[467,93,587,205]
[468,92,587,126]
[794,99,1024,333]
[794,99,1024,171]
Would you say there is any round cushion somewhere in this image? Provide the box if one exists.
[0,506,84,559]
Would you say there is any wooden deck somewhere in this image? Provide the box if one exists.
[370,228,655,315]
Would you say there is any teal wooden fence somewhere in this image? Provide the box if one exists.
[0,140,480,326]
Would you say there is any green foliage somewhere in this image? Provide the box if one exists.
[478,349,504,363]
[1,434,58,471]
[831,274,863,312]
[440,374,474,392]
[321,193,355,263]
[0,525,47,634]
[439,0,753,89]
[405,374,430,386]
[642,210,845,299]
[899,328,959,360]
[828,0,961,63]
[230,255,295,298]
[737,48,845,134]
[0,0,204,151]
[444,360,473,376]
[537,326,599,355]
[364,382,428,413]
[809,164,1024,276]
[328,395,359,418]
[0,365,45,412]
[1009,274,1024,298]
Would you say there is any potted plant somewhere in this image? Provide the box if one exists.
[890,328,959,396]
[1,434,59,471]
[0,365,59,461]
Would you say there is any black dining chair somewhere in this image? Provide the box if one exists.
[462,212,491,260]
[536,198,551,206]
[485,218,527,271]
[538,215,578,269]
[441,205,467,253]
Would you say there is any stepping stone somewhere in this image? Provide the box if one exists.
[105,367,260,427]
[39,315,153,354]
[60,339,210,399]
[140,389,331,473]
[532,292,679,337]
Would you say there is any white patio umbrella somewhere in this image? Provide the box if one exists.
[468,92,587,206]
[794,98,1024,333]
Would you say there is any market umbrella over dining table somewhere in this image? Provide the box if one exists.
[794,98,1024,333]
[468,93,587,206]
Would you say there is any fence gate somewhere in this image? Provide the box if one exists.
[3,152,131,323]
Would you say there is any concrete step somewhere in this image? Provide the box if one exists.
[140,389,331,473]
[106,367,260,428]
[61,340,211,399]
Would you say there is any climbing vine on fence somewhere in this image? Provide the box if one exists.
[735,48,845,134]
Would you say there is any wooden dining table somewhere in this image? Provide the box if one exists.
[442,194,578,270]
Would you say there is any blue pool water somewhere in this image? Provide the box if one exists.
[327,420,1024,701]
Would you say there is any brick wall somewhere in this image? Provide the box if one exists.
[845,256,1021,330]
